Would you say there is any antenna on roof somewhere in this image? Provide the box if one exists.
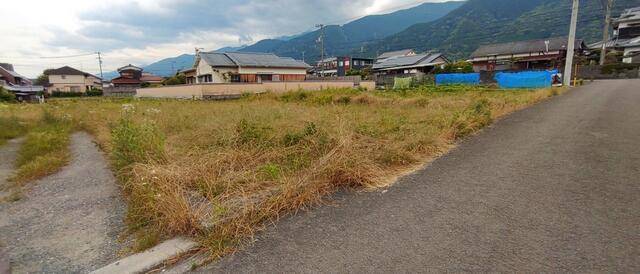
[545,40,550,53]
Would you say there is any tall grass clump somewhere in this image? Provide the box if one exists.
[10,111,71,187]
[111,115,167,172]
[0,116,25,145]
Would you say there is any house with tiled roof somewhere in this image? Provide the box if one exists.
[46,66,102,93]
[111,64,165,88]
[373,52,449,75]
[194,51,310,83]
[0,63,44,101]
[468,37,586,72]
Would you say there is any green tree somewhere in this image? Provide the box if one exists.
[162,74,186,86]
[34,73,49,86]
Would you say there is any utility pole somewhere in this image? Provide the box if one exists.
[316,24,325,77]
[564,0,580,86]
[96,52,104,85]
[599,0,614,65]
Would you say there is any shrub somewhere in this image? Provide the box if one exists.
[0,87,16,102]
[86,89,103,97]
[51,91,83,98]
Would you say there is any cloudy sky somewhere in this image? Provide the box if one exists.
[0,0,445,77]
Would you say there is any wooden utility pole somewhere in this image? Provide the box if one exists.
[96,52,104,84]
[564,0,580,86]
[316,24,325,76]
[600,0,615,65]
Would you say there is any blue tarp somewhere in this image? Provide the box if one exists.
[495,71,555,89]
[435,73,480,86]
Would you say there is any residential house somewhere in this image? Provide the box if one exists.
[47,66,102,93]
[111,64,164,87]
[468,37,586,72]
[620,37,640,63]
[372,52,449,75]
[376,49,416,62]
[314,56,374,76]
[0,63,44,101]
[194,51,310,83]
[592,7,640,63]
[180,68,197,84]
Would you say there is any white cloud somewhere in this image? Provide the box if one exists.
[1,0,442,77]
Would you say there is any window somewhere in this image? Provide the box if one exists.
[198,74,212,83]
[345,60,350,66]
[339,61,344,67]
[61,75,67,79]
[272,75,281,82]
[70,86,81,92]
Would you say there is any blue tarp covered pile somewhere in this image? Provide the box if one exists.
[495,71,556,89]
[435,73,480,86]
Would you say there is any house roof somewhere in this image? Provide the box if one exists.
[118,64,143,72]
[614,7,640,24]
[199,51,311,69]
[111,77,142,84]
[377,49,415,60]
[373,53,445,70]
[470,37,584,58]
[0,63,15,72]
[140,73,164,82]
[47,66,101,79]
[0,65,25,78]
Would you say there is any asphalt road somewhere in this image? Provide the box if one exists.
[206,80,640,273]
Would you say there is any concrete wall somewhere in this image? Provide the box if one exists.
[137,81,376,99]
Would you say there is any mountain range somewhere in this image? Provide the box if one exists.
[105,0,640,80]
[366,0,640,59]
[103,1,462,79]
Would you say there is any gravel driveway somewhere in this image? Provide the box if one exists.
[0,132,126,273]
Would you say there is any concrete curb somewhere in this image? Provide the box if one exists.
[91,237,198,274]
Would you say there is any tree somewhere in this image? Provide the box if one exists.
[162,74,186,86]
[34,73,49,86]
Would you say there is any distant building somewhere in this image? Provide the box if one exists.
[468,37,586,72]
[373,52,449,75]
[194,51,310,83]
[47,66,102,93]
[0,63,44,101]
[180,68,197,85]
[314,56,374,76]
[376,49,416,62]
[111,64,164,87]
[606,7,640,63]
[614,7,640,40]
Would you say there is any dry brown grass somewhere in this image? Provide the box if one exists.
[3,86,565,255]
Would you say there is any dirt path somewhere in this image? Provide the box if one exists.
[205,80,640,272]
[0,132,126,273]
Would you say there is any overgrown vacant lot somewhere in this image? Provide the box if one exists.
[2,86,563,255]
